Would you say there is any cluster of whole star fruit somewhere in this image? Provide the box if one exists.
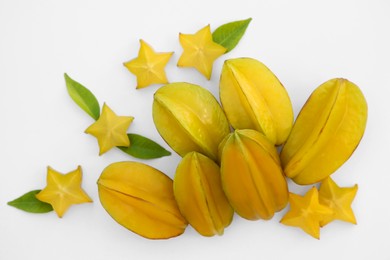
[7,19,366,239]
[96,20,367,240]
[98,64,367,239]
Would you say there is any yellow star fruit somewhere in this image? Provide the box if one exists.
[280,78,368,185]
[152,82,230,161]
[319,177,358,226]
[85,103,134,155]
[219,129,289,220]
[177,25,226,79]
[36,166,92,218]
[124,39,173,89]
[280,187,333,239]
[219,58,294,145]
[98,161,187,239]
[173,152,233,237]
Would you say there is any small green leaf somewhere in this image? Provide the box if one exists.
[212,18,252,53]
[8,190,53,213]
[118,133,171,159]
[65,73,100,120]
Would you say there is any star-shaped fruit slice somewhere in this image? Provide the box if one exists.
[280,187,333,239]
[319,177,358,226]
[177,25,226,80]
[85,103,134,155]
[124,40,173,89]
[36,166,92,218]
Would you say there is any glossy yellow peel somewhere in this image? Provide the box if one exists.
[281,78,368,184]
[153,82,230,161]
[97,161,187,239]
[219,58,294,145]
[220,129,289,220]
[174,152,233,236]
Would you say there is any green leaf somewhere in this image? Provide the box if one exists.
[118,133,171,159]
[7,190,53,213]
[212,18,252,53]
[65,73,100,120]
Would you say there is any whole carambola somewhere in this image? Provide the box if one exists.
[153,82,230,161]
[219,58,294,145]
[174,152,233,236]
[280,78,368,185]
[220,129,289,220]
[97,161,187,239]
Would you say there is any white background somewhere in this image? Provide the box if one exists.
[1,0,389,259]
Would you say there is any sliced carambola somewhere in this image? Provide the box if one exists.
[174,152,233,236]
[280,187,333,239]
[318,177,358,226]
[220,129,289,220]
[219,58,294,145]
[281,78,368,185]
[97,161,187,239]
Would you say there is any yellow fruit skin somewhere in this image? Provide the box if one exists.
[280,78,368,185]
[153,82,230,161]
[174,152,233,237]
[97,161,187,239]
[220,129,289,220]
[219,58,294,145]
